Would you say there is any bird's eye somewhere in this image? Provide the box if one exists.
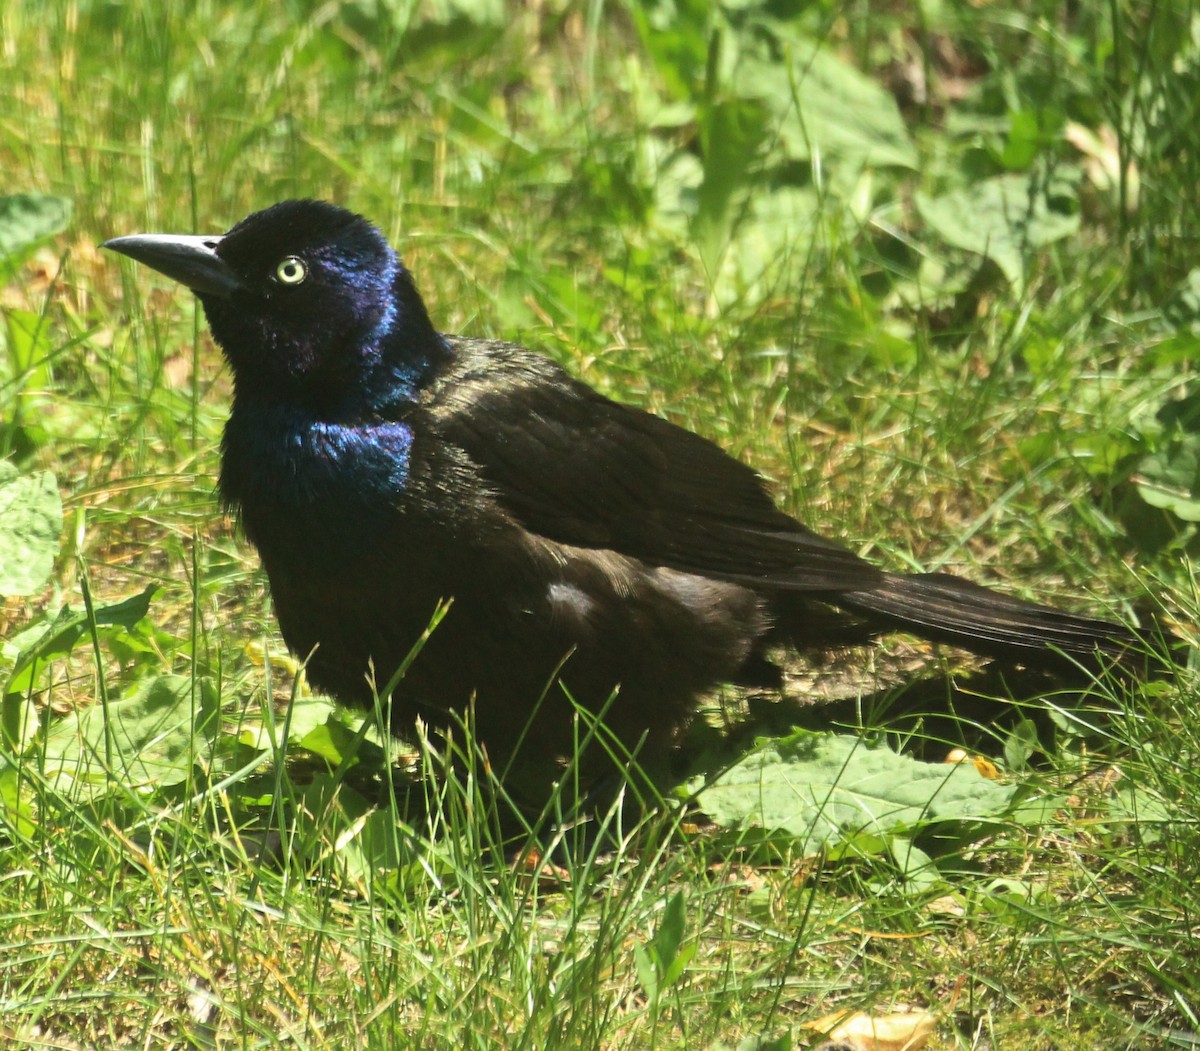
[275,256,307,285]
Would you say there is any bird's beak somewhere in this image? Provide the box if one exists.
[101,233,242,299]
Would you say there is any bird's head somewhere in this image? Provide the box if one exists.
[103,199,441,413]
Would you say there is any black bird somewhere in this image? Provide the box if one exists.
[103,200,1163,776]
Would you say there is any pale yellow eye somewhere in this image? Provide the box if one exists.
[275,256,307,285]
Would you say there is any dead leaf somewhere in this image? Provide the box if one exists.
[807,1007,937,1051]
[945,748,1000,780]
[1065,121,1139,209]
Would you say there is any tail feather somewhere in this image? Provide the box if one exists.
[833,572,1163,667]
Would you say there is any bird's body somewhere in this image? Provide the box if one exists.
[218,333,807,761]
[104,200,1162,776]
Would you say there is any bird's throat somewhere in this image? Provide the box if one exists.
[220,400,415,553]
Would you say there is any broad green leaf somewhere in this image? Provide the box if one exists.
[642,891,691,984]
[916,172,1081,288]
[1137,442,1200,519]
[1134,390,1200,521]
[1106,783,1175,846]
[297,715,385,768]
[40,673,218,796]
[975,877,1058,918]
[1163,267,1200,333]
[689,731,1017,854]
[0,461,62,595]
[0,194,72,263]
[734,45,917,170]
[887,836,940,890]
[235,695,341,751]
[5,307,52,390]
[997,108,1063,170]
[633,944,659,1002]
[2,585,158,696]
[0,763,36,839]
[1003,717,1042,772]
[0,692,36,753]
[295,775,406,890]
[693,97,769,272]
[712,186,820,301]
[627,0,715,102]
[635,889,697,1005]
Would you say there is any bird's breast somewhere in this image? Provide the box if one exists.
[220,406,417,561]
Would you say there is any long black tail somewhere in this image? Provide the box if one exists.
[830,572,1173,669]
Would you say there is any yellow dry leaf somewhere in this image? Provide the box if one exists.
[807,1007,937,1050]
[945,747,1000,780]
[1065,120,1139,209]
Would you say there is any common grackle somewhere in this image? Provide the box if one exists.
[103,200,1167,776]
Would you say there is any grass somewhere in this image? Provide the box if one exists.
[2,0,1199,1047]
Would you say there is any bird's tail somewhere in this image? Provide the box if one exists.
[831,571,1174,670]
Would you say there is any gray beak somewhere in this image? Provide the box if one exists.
[101,233,241,298]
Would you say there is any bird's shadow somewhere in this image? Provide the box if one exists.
[676,655,1133,785]
[239,656,1138,874]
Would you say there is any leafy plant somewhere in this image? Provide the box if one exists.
[689,730,1017,884]
[0,460,61,596]
[917,168,1081,291]
[1,193,72,456]
[635,890,697,1042]
[0,193,71,268]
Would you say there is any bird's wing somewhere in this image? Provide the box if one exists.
[426,341,880,591]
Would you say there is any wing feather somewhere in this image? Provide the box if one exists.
[426,339,880,591]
